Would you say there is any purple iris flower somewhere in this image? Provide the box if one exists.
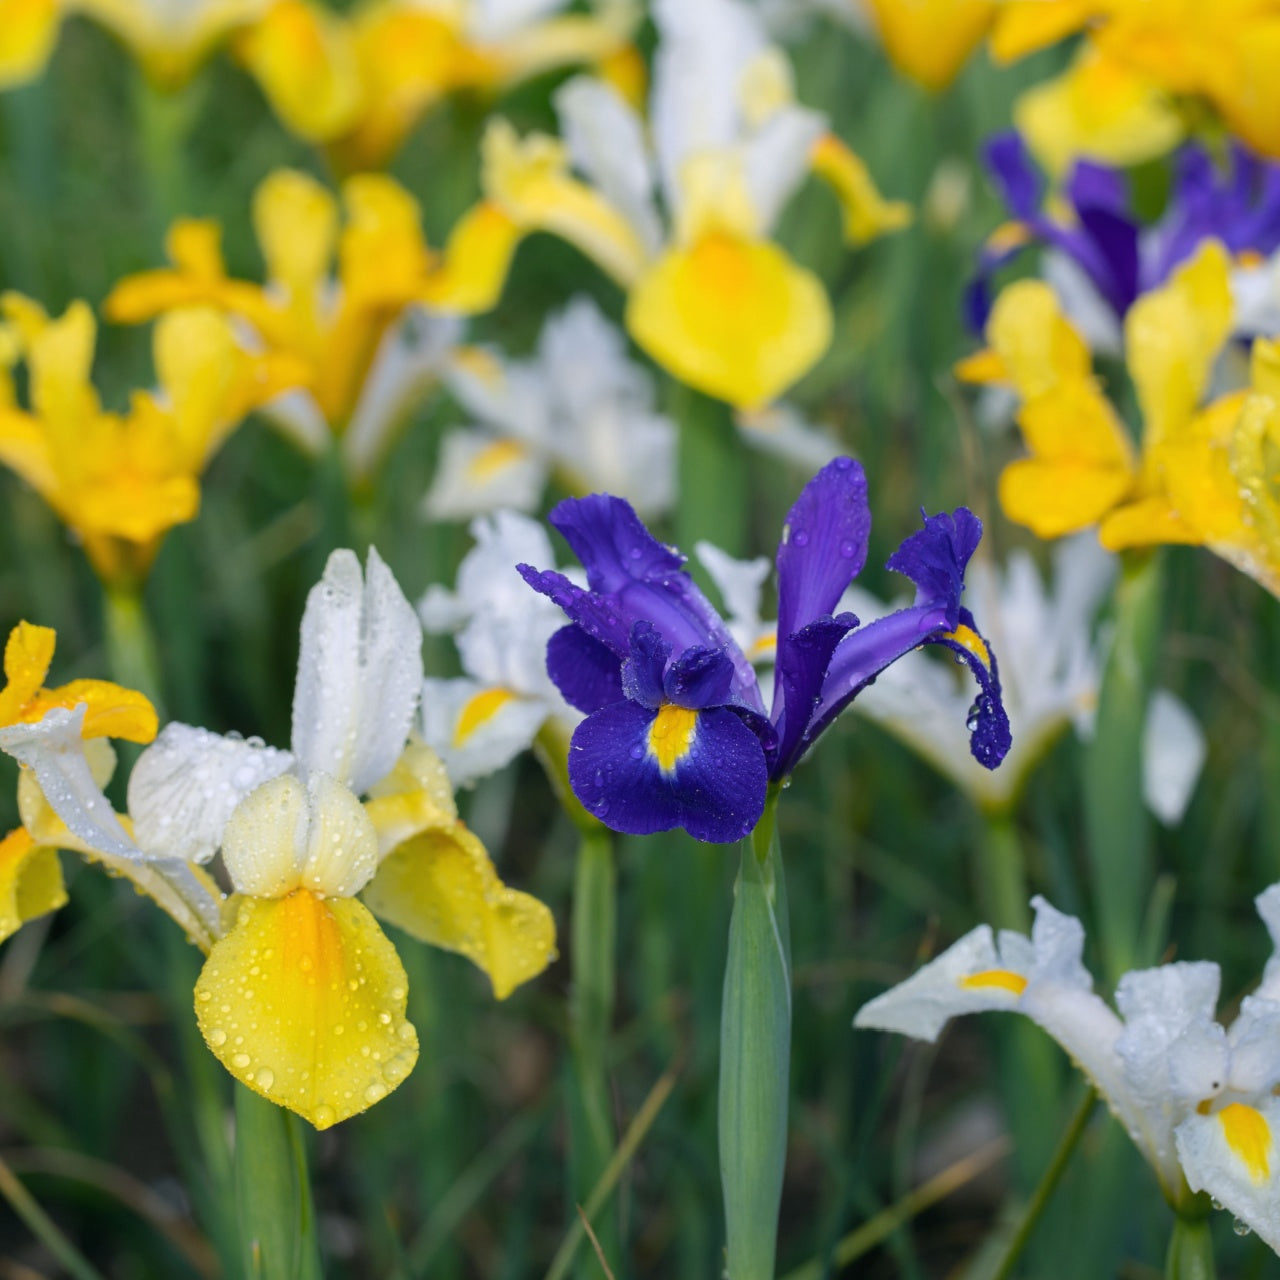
[965,131,1280,335]
[518,458,1011,843]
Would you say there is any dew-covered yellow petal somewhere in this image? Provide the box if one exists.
[809,134,912,246]
[483,120,648,288]
[864,0,995,91]
[362,825,555,1000]
[194,889,418,1128]
[1126,241,1232,451]
[986,280,1093,400]
[236,0,364,143]
[1000,457,1134,539]
[363,740,458,858]
[1015,43,1184,177]
[30,678,158,742]
[417,201,522,314]
[0,827,65,943]
[627,232,831,410]
[0,0,60,90]
[0,621,55,723]
[1099,494,1200,551]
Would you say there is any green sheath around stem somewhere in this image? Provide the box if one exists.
[1082,549,1163,988]
[103,585,165,713]
[234,1085,322,1280]
[1164,1212,1216,1280]
[720,786,790,1280]
[568,822,620,1276]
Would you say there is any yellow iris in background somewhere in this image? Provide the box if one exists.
[106,168,522,485]
[235,0,638,172]
[963,241,1280,597]
[0,294,299,588]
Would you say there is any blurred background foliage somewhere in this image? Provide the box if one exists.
[1,4,1278,1277]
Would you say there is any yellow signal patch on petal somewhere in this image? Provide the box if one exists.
[958,968,1028,995]
[0,827,66,943]
[195,888,417,1129]
[1220,1103,1272,1183]
[627,232,831,410]
[942,624,991,670]
[361,826,555,1001]
[453,688,518,748]
[648,704,699,774]
[809,134,913,246]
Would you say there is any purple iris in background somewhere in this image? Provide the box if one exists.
[518,458,1011,843]
[965,131,1280,335]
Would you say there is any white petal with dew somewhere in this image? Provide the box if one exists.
[128,723,294,864]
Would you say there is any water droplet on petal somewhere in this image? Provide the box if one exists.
[256,1068,275,1090]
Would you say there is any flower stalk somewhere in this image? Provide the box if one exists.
[1083,549,1163,986]
[234,1085,323,1280]
[720,783,790,1280]
[1165,1209,1216,1280]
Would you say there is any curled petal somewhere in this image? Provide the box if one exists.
[568,700,767,843]
[195,889,418,1129]
[361,825,556,1000]
[545,624,623,714]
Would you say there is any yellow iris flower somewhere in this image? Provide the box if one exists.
[963,241,1280,596]
[0,295,299,588]
[0,620,159,944]
[235,0,637,171]
[483,6,909,410]
[105,169,522,485]
[0,0,267,92]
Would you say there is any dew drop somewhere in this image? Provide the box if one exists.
[793,529,810,547]
[364,1082,388,1104]
[839,540,857,558]
[313,1104,335,1128]
[256,1068,275,1091]
[1234,1218,1251,1237]
[232,1053,251,1069]
[207,1028,227,1047]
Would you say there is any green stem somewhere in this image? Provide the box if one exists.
[132,69,200,234]
[1165,1211,1216,1280]
[103,584,165,712]
[668,380,749,564]
[1083,550,1163,987]
[720,784,790,1280]
[989,1087,1097,1280]
[234,1085,322,1280]
[568,823,620,1277]
[976,809,1030,932]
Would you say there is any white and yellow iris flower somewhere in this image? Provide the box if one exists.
[482,0,910,409]
[0,621,222,949]
[105,169,522,487]
[0,295,299,588]
[857,887,1280,1241]
[418,511,580,787]
[6,551,555,1127]
[423,297,676,521]
[843,535,1205,820]
[236,0,638,171]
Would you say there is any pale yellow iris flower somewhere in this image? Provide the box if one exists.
[0,0,267,91]
[0,294,298,588]
[106,168,522,485]
[484,0,909,410]
[235,0,638,171]
[962,241,1280,597]
[0,621,162,944]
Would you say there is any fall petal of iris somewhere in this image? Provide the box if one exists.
[361,825,555,1001]
[195,889,418,1129]
[626,233,831,410]
[0,827,66,943]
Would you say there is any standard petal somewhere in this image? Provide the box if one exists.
[0,827,66,943]
[128,723,294,863]
[291,547,423,795]
[567,700,767,842]
[1142,690,1205,827]
[361,825,556,1000]
[195,890,418,1129]
[768,613,857,778]
[0,620,54,722]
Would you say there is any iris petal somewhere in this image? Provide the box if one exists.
[568,700,767,842]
